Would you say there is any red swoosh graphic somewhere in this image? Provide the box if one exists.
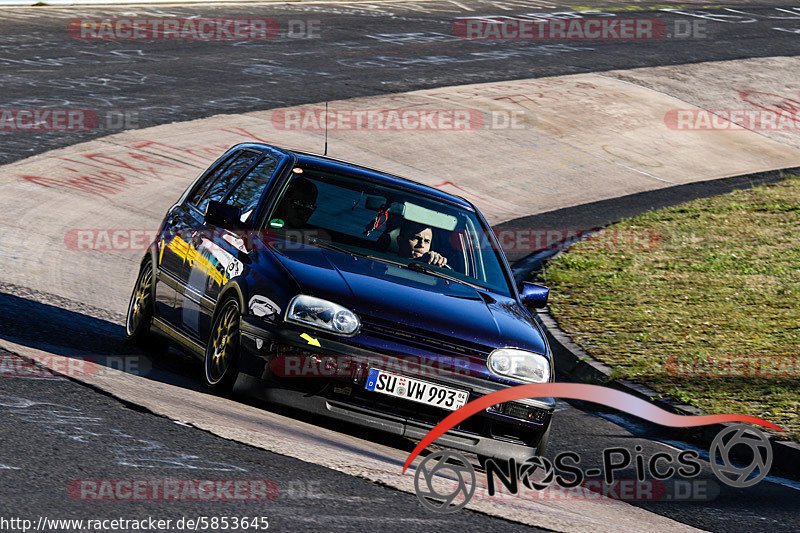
[402,383,782,473]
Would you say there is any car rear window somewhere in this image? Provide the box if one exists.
[190,150,261,213]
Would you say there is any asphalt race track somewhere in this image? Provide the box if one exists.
[0,1,798,532]
[2,1,800,164]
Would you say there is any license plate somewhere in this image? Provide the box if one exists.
[365,369,469,411]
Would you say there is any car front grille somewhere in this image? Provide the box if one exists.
[359,315,492,358]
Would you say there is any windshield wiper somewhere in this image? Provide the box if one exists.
[308,237,362,257]
[308,239,397,267]
[405,261,481,289]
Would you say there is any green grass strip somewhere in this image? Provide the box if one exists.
[542,175,800,440]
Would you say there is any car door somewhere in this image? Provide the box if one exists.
[165,148,261,336]
[183,151,284,339]
[154,150,241,325]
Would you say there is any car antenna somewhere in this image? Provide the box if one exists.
[324,101,329,156]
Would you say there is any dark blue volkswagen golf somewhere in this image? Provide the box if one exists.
[125,142,554,462]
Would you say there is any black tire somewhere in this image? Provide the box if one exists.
[125,260,160,349]
[535,423,551,456]
[204,297,242,393]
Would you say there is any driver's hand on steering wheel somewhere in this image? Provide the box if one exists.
[425,251,448,268]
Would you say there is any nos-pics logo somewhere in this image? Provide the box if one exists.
[413,424,773,513]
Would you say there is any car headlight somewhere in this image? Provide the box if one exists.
[487,348,550,383]
[285,295,360,335]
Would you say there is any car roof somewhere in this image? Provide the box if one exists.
[240,142,475,210]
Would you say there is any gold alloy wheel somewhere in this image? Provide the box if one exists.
[126,262,153,338]
[206,300,240,386]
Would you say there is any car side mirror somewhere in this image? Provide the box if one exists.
[205,200,242,229]
[519,282,549,309]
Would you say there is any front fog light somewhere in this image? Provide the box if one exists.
[286,295,360,335]
[488,348,550,383]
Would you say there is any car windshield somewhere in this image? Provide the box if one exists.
[264,166,514,296]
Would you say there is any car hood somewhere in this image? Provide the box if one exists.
[271,245,548,356]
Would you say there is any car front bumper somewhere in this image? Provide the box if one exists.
[240,316,555,461]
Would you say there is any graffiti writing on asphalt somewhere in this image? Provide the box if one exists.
[739,90,800,120]
[18,127,278,198]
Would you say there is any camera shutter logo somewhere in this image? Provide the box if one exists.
[413,450,476,513]
[709,424,772,488]
[518,456,555,491]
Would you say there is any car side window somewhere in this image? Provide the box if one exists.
[187,153,236,207]
[192,150,261,213]
[224,156,278,224]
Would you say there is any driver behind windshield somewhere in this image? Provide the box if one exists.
[397,220,448,268]
[269,176,334,247]
[275,177,318,229]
